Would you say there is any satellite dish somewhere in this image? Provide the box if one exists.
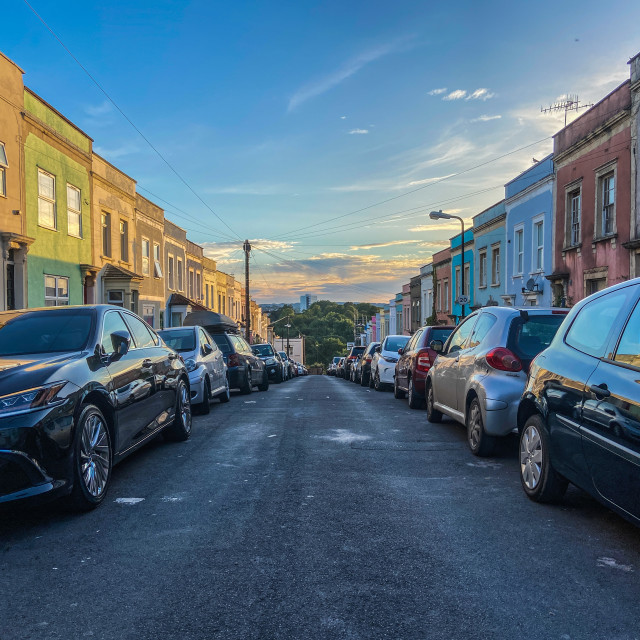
[526,278,536,291]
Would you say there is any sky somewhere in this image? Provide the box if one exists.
[2,0,639,303]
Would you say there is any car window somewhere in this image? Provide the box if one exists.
[211,334,232,354]
[446,315,477,353]
[565,289,631,358]
[230,335,248,353]
[507,314,566,362]
[123,313,157,349]
[383,336,409,352]
[252,344,275,357]
[407,330,422,351]
[203,329,218,351]
[101,311,130,355]
[468,314,497,349]
[429,328,453,347]
[159,329,196,352]
[614,300,640,368]
[199,329,211,350]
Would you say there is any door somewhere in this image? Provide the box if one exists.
[581,290,640,518]
[434,315,477,412]
[399,330,422,389]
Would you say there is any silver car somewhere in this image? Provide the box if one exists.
[425,307,568,456]
[159,326,230,414]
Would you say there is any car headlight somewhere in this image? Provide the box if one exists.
[382,356,398,364]
[265,357,276,365]
[0,381,68,418]
[184,358,198,373]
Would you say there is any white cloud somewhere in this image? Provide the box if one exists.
[471,114,502,122]
[93,144,139,159]
[428,88,447,95]
[466,88,495,101]
[85,101,113,117]
[203,183,293,195]
[443,89,467,101]
[349,240,419,251]
[348,128,369,135]
[340,115,347,119]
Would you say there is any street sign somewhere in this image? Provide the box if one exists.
[457,295,469,305]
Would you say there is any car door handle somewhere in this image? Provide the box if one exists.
[590,383,611,398]
[142,359,153,368]
[455,356,460,362]
[168,353,178,360]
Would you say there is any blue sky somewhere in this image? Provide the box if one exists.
[3,0,639,302]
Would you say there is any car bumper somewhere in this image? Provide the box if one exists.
[265,364,281,380]
[227,367,245,390]
[479,378,525,437]
[188,372,206,404]
[378,362,397,384]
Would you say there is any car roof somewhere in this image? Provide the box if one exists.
[158,326,196,332]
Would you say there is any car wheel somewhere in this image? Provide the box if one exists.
[426,383,442,423]
[165,379,193,441]
[407,377,425,410]
[258,370,270,391]
[520,414,568,503]
[393,376,406,399]
[368,369,375,388]
[240,369,252,395]
[68,404,112,511]
[218,375,231,403]
[374,370,383,391]
[467,398,496,457]
[196,378,211,415]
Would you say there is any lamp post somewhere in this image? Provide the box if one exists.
[429,210,466,320]
[285,319,291,357]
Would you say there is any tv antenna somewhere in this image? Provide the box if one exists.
[541,94,594,126]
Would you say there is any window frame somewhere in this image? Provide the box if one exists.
[595,162,617,240]
[101,212,111,257]
[514,225,524,276]
[153,242,163,278]
[38,169,57,230]
[65,183,82,238]
[565,181,582,248]
[532,215,544,273]
[142,238,150,276]
[491,244,500,286]
[120,219,129,262]
[177,258,184,292]
[0,141,8,198]
[168,254,175,290]
[44,274,69,306]
[478,250,487,288]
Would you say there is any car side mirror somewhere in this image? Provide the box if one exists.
[203,343,213,355]
[375,346,381,353]
[398,348,404,355]
[430,339,444,354]
[110,330,131,359]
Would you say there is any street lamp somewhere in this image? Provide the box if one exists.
[285,319,291,357]
[430,210,466,320]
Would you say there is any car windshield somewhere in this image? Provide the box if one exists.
[507,314,567,363]
[211,334,232,354]
[0,309,94,356]
[383,336,409,352]
[430,328,453,345]
[252,344,274,357]
[278,351,288,360]
[158,329,196,352]
[332,356,341,364]
[351,347,366,356]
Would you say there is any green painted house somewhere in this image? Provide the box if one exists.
[23,88,95,307]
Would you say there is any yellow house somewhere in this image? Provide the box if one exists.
[202,256,217,311]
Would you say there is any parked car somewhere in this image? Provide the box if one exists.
[394,326,454,408]
[252,343,286,383]
[370,335,410,390]
[0,305,191,510]
[426,307,568,456]
[159,326,230,413]
[517,279,640,525]
[183,311,268,394]
[353,342,379,386]
[327,356,341,376]
[278,351,294,379]
[336,357,346,378]
[344,345,366,380]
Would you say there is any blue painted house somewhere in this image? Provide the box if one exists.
[472,200,506,308]
[450,229,474,321]
[504,155,554,307]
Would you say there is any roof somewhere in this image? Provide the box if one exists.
[167,293,208,311]
[102,264,143,281]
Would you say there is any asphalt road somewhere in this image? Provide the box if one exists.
[2,375,640,640]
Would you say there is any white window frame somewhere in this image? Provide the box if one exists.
[120,220,128,262]
[532,215,544,273]
[0,141,7,197]
[188,268,195,299]
[491,244,500,286]
[196,271,202,300]
[565,182,582,247]
[443,279,449,312]
[595,162,616,239]
[153,242,163,278]
[44,274,69,306]
[177,258,184,291]
[514,225,524,276]
[168,254,175,290]
[464,263,470,297]
[38,169,57,230]
[455,266,461,301]
[66,184,82,238]
[107,290,124,307]
[102,212,111,257]
[479,250,487,288]
[142,238,150,276]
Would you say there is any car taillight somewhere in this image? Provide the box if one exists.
[365,355,372,363]
[485,347,522,372]
[228,353,241,367]
[415,349,432,372]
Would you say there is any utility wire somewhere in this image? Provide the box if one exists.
[22,0,243,241]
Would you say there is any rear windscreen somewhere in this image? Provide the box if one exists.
[429,328,453,345]
[507,315,566,363]
[211,334,232,354]
[351,347,366,356]
[252,344,274,357]
[158,329,195,352]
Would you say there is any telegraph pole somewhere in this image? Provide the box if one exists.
[243,239,251,344]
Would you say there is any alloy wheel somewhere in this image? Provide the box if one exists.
[80,413,111,497]
[520,424,543,490]
[468,402,483,451]
[179,382,192,434]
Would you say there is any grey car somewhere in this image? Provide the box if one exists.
[425,307,568,456]
[159,326,230,414]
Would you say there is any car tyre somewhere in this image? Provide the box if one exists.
[68,404,112,511]
[360,371,368,387]
[520,414,568,503]
[217,375,231,403]
[467,398,496,457]
[393,376,406,399]
[374,370,383,392]
[240,369,253,395]
[196,378,211,415]
[426,383,442,423]
[258,370,270,391]
[368,368,375,388]
[407,377,425,409]
[165,379,193,442]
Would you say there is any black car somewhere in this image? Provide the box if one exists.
[354,342,380,386]
[344,345,366,380]
[0,305,191,510]
[183,311,268,394]
[252,343,285,383]
[518,278,640,525]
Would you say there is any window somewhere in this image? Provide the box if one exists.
[142,304,155,327]
[44,275,69,306]
[101,311,130,355]
[464,264,470,297]
[455,266,461,301]
[614,300,640,369]
[600,172,615,236]
[0,141,8,197]
[168,255,175,290]
[142,239,150,275]
[196,272,202,300]
[514,227,524,275]
[468,313,497,349]
[587,277,607,295]
[153,243,163,277]
[491,246,500,285]
[107,290,124,307]
[38,170,56,229]
[188,268,195,298]
[479,251,487,288]
[67,184,82,238]
[568,188,581,246]
[533,219,544,271]
[120,220,128,261]
[102,212,111,257]
[443,279,449,311]
[177,258,184,291]
[206,284,209,308]
[565,289,630,358]
[123,313,156,348]
[446,315,477,353]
